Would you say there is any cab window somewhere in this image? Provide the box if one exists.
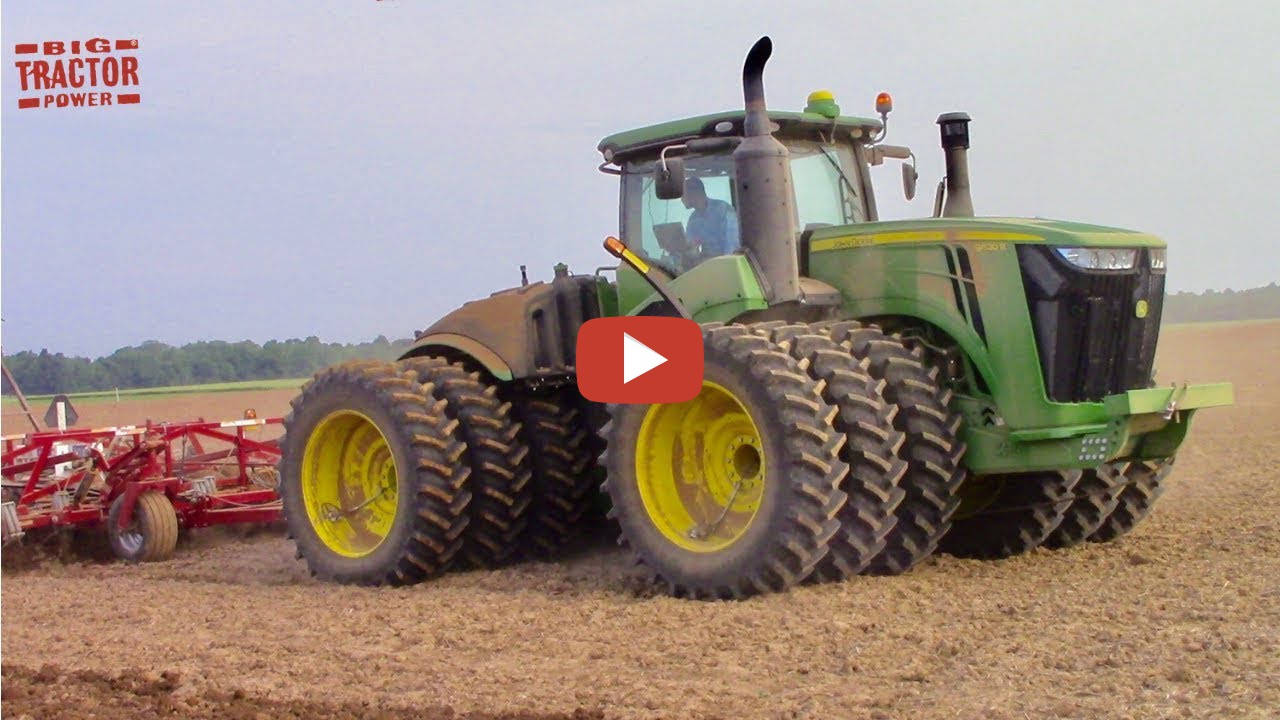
[622,154,737,272]
[619,141,864,274]
[789,142,865,229]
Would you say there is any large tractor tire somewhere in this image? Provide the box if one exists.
[401,357,532,568]
[941,470,1081,559]
[1042,465,1126,549]
[508,385,600,558]
[278,360,471,585]
[823,322,966,574]
[758,322,906,581]
[602,324,848,599]
[576,395,615,522]
[107,490,179,563]
[1090,460,1172,543]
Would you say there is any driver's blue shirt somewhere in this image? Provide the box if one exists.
[687,199,740,258]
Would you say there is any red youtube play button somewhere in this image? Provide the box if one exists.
[577,317,703,404]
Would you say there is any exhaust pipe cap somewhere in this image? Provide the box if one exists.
[937,112,972,150]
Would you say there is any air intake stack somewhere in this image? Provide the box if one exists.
[937,112,975,218]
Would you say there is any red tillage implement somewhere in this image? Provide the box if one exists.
[1,417,283,562]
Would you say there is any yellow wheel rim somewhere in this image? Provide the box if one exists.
[635,381,766,553]
[301,410,400,558]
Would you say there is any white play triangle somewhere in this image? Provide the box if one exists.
[622,332,668,384]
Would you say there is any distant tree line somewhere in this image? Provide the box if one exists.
[1162,282,1280,324]
[2,336,413,396]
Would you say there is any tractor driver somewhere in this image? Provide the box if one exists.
[682,176,740,262]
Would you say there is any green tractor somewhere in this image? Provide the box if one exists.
[277,37,1232,597]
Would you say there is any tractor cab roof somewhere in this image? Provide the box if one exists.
[597,108,883,164]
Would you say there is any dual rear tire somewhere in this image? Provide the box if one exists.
[278,359,601,585]
[278,361,471,585]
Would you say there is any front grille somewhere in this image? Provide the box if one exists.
[1017,245,1165,403]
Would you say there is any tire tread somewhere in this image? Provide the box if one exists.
[820,322,966,574]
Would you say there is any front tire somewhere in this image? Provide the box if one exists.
[603,325,848,599]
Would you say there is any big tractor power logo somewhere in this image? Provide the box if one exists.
[13,38,140,110]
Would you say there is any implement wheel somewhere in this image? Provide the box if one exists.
[278,361,471,585]
[603,324,848,599]
[107,490,178,563]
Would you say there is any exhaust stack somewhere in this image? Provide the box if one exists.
[733,37,801,303]
[937,112,975,218]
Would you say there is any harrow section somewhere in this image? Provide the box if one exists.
[2,416,283,562]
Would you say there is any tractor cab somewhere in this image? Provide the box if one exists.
[599,101,883,278]
[597,95,919,319]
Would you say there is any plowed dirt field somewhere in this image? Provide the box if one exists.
[4,322,1278,719]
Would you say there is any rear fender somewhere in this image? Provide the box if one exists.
[399,275,602,381]
[401,333,514,382]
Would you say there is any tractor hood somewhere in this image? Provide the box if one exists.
[807,217,1167,250]
[976,217,1167,248]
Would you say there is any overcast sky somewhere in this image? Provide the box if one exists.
[2,1,1277,357]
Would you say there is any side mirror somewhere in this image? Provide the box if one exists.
[654,156,685,200]
[870,143,911,166]
[902,162,918,201]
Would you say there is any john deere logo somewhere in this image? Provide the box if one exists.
[1135,299,1149,318]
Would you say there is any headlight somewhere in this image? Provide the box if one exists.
[1149,247,1167,270]
[1054,247,1138,270]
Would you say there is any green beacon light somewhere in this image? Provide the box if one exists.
[804,89,840,118]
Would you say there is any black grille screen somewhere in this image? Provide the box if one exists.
[1016,245,1165,402]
